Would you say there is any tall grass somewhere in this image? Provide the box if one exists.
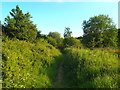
[63,48,118,88]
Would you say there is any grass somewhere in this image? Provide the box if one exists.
[63,47,118,88]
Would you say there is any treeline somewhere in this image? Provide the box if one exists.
[1,5,119,88]
[2,5,119,49]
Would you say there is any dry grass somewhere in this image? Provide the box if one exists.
[95,48,120,53]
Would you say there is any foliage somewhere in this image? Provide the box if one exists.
[36,30,41,38]
[63,48,118,88]
[2,39,61,88]
[64,27,72,38]
[118,29,120,47]
[63,37,82,48]
[40,34,48,39]
[4,5,38,41]
[82,14,118,48]
[2,5,119,88]
[0,35,1,85]
[47,32,63,49]
[46,37,57,47]
[48,32,61,39]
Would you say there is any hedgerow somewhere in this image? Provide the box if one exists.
[2,39,61,88]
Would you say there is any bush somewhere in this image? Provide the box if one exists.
[63,48,118,88]
[47,37,57,47]
[2,39,61,88]
[63,37,82,48]
[46,37,63,49]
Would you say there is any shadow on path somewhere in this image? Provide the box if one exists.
[55,55,64,88]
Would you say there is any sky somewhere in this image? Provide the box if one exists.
[1,0,120,2]
[118,1,120,28]
[1,1,118,37]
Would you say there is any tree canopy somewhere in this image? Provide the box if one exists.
[82,14,118,48]
[48,32,61,39]
[4,5,38,41]
[47,32,63,48]
[64,27,72,38]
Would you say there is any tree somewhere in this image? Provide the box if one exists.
[64,27,72,38]
[47,32,63,48]
[118,28,120,47]
[4,5,38,41]
[63,37,82,48]
[0,21,2,36]
[48,32,61,39]
[82,14,117,48]
[36,30,42,38]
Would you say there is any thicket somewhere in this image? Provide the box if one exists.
[63,48,119,88]
[2,38,61,88]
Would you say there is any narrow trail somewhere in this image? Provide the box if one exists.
[55,58,64,88]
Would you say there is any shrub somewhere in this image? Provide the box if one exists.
[63,37,82,48]
[46,37,57,47]
[2,39,61,88]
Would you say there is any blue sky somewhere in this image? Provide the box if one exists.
[1,2,118,37]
